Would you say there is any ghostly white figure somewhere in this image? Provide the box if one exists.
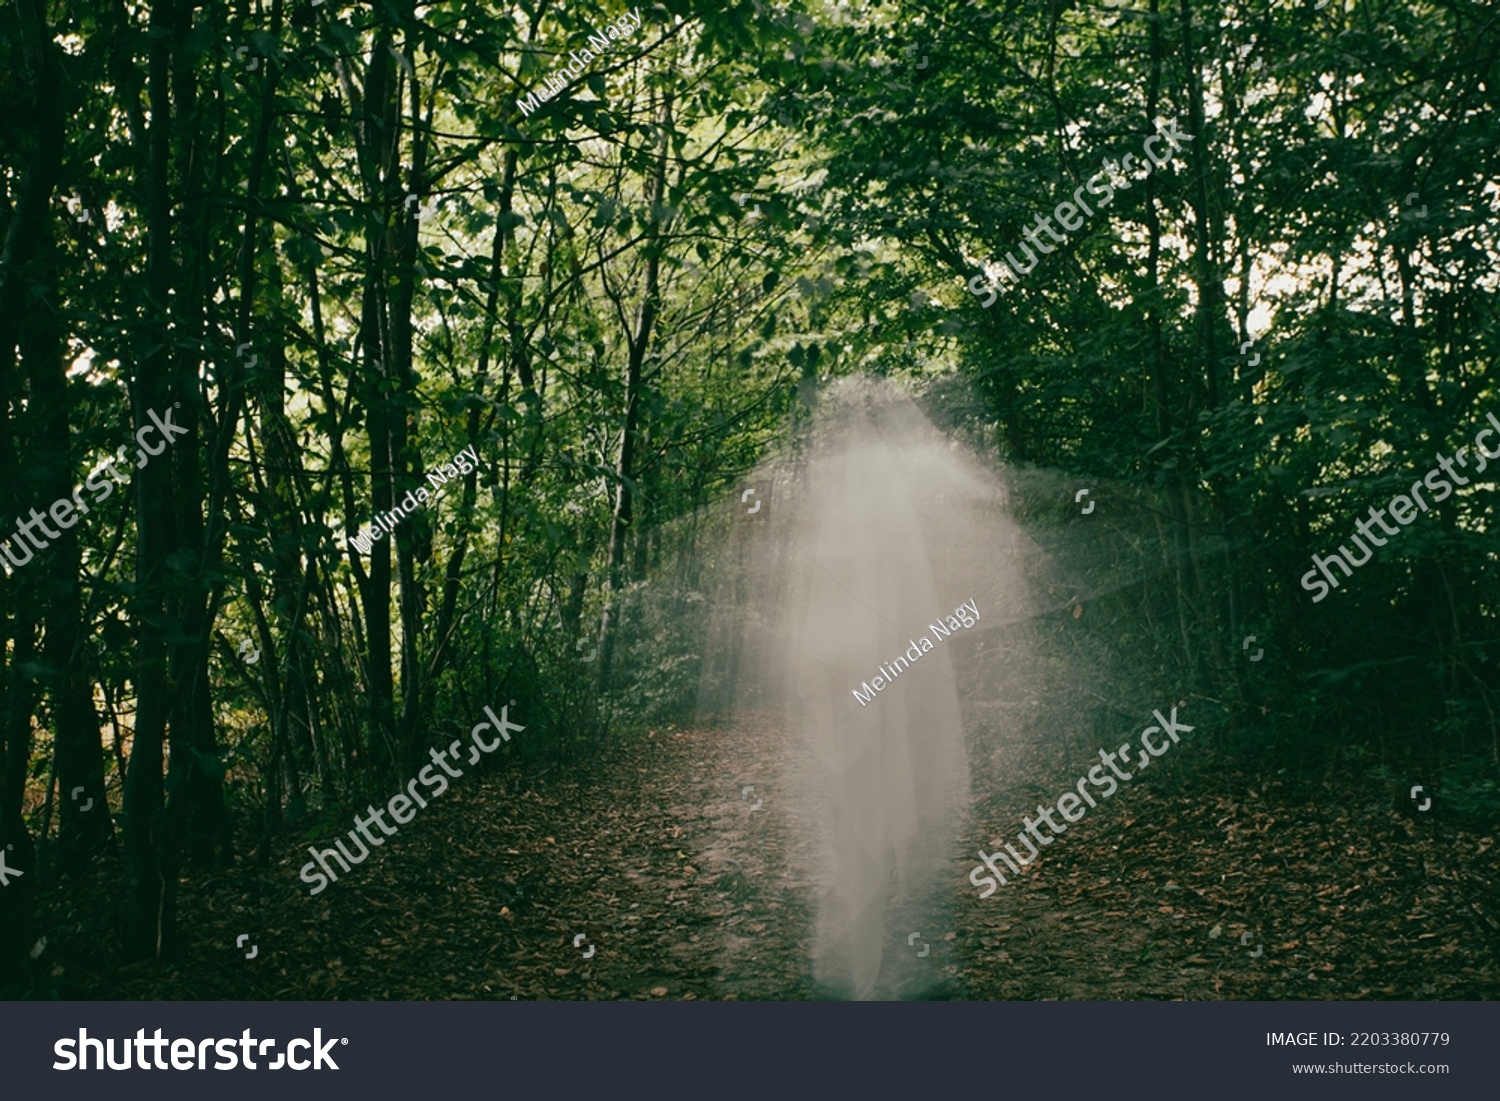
[786,379,971,1000]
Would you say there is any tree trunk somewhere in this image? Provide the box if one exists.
[0,0,65,987]
[349,27,402,778]
[121,0,180,962]
[598,92,675,690]
[31,242,113,864]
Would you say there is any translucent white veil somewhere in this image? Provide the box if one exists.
[785,377,973,1000]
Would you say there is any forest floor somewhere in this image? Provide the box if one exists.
[35,706,1500,1000]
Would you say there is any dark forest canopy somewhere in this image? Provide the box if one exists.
[0,0,1496,994]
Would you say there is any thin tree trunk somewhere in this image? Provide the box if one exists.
[121,0,180,963]
[1145,0,1196,673]
[31,238,113,864]
[599,92,675,689]
[393,30,429,774]
[164,0,239,872]
[350,28,402,778]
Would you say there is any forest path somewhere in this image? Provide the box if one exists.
[50,713,821,999]
[47,706,1497,1000]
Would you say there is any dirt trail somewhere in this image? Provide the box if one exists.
[46,706,1497,1000]
[49,716,818,1000]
